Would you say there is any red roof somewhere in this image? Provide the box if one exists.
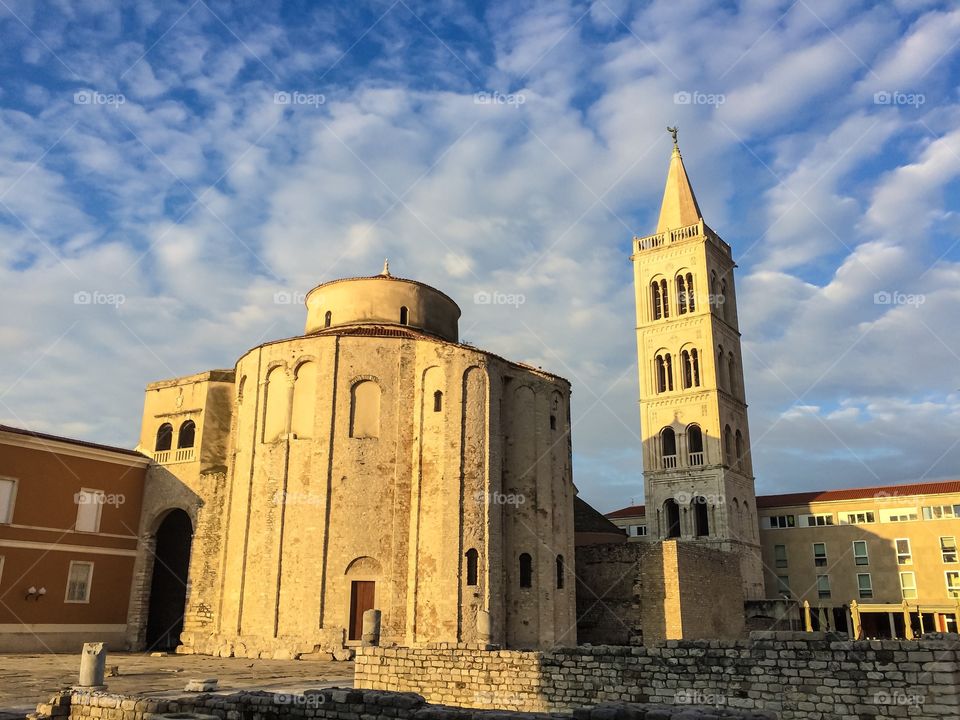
[756,480,960,509]
[606,504,645,519]
[606,480,960,517]
[0,424,146,458]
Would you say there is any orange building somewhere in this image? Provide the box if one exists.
[0,425,149,651]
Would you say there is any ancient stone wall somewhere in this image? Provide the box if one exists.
[354,634,960,719]
[34,688,772,720]
[575,540,743,647]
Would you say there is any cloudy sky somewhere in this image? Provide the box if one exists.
[1,0,959,512]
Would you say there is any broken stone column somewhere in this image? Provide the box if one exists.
[78,642,107,688]
[477,610,492,643]
[361,609,381,646]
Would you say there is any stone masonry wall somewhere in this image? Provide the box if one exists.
[354,634,960,719]
[33,688,772,720]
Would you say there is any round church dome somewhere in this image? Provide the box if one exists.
[304,265,461,342]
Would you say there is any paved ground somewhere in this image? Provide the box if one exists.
[0,653,354,718]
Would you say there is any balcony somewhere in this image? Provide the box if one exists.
[662,454,677,469]
[688,451,703,466]
[633,220,731,256]
[153,446,195,464]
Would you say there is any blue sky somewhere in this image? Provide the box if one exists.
[2,0,960,512]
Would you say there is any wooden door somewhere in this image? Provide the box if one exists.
[349,580,375,640]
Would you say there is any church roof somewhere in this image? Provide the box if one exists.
[574,496,627,534]
[655,145,703,234]
[605,504,645,519]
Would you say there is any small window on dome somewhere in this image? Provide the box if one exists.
[400,306,409,325]
[324,311,331,328]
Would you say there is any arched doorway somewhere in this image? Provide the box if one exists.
[664,499,681,538]
[146,509,192,651]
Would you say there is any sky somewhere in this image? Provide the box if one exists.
[1,0,959,513]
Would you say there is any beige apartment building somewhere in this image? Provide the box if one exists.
[756,481,960,638]
[607,479,960,638]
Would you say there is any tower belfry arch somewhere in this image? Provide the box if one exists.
[630,132,764,599]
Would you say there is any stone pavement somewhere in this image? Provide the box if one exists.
[0,653,353,718]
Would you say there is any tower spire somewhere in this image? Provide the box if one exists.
[655,127,702,234]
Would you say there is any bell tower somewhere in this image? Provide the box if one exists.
[631,131,763,599]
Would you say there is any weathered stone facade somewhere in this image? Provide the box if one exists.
[32,688,775,720]
[130,271,577,656]
[355,635,960,718]
[575,540,744,647]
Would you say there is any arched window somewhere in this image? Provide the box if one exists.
[664,499,681,538]
[676,274,688,315]
[465,548,478,586]
[324,310,332,328]
[519,553,533,588]
[660,279,669,318]
[263,366,289,442]
[661,427,677,468]
[735,430,745,470]
[655,353,674,393]
[720,279,729,322]
[692,496,709,537]
[433,390,443,412]
[550,414,557,430]
[556,554,565,589]
[291,362,317,438]
[724,424,733,466]
[686,272,695,311]
[400,306,409,325]
[717,346,725,389]
[651,281,662,320]
[350,380,381,438]
[177,420,196,449]
[687,424,703,465]
[155,423,173,452]
[728,353,737,397]
[731,498,740,534]
[682,349,701,389]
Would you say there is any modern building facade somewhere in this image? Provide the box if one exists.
[630,137,764,599]
[756,481,960,637]
[0,425,149,651]
[607,480,960,638]
[128,267,578,658]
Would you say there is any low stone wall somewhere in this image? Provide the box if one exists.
[355,633,960,719]
[32,688,772,720]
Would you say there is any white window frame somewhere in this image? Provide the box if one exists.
[0,477,18,524]
[816,574,831,599]
[857,572,873,599]
[774,544,788,568]
[840,511,875,525]
[899,571,917,600]
[922,504,959,520]
[802,513,834,527]
[64,561,94,603]
[766,515,795,529]
[947,571,960,599]
[880,508,918,523]
[941,536,958,564]
[852,540,869,566]
[74,488,104,533]
[813,542,827,567]
[895,538,912,565]
[636,525,648,537]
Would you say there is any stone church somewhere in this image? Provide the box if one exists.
[126,268,577,658]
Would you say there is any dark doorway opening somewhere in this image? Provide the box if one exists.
[146,509,192,651]
[664,499,681,538]
[349,580,375,641]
